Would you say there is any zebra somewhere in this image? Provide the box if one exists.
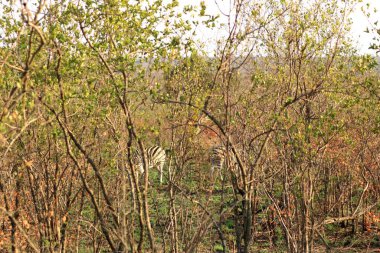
[210,145,226,177]
[210,145,238,180]
[134,145,166,184]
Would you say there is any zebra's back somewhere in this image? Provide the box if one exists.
[146,146,166,168]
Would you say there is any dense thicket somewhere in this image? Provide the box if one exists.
[0,0,379,252]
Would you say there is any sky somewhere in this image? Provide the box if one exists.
[1,0,379,55]
[179,0,380,55]
[350,0,380,54]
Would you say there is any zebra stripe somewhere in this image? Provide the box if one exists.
[135,146,166,183]
[210,145,238,179]
[210,145,225,174]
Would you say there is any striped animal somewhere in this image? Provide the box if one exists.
[210,145,238,179]
[134,146,166,184]
[210,145,226,176]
